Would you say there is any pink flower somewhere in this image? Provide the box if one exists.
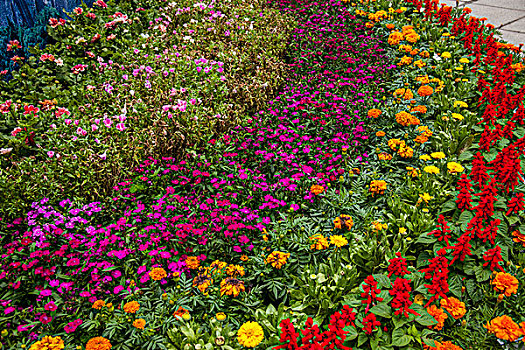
[40,289,52,296]
[116,123,126,131]
[103,118,112,128]
[4,306,15,314]
[44,301,57,311]
[47,151,54,158]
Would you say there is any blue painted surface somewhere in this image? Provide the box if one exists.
[0,0,94,27]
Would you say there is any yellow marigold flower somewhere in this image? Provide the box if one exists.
[414,59,426,68]
[368,108,382,118]
[149,267,167,281]
[491,272,518,297]
[372,221,388,232]
[185,256,200,269]
[237,321,264,348]
[417,85,433,97]
[265,251,290,269]
[92,300,105,310]
[485,315,522,342]
[397,145,413,158]
[378,152,393,161]
[430,152,446,159]
[400,55,413,65]
[419,154,431,161]
[441,51,451,58]
[388,31,404,45]
[453,100,468,108]
[369,180,387,196]
[388,138,405,151]
[310,234,329,250]
[376,130,385,137]
[220,277,245,297]
[512,230,525,247]
[440,297,466,319]
[416,75,430,84]
[216,312,227,321]
[447,162,464,174]
[426,305,448,331]
[123,301,140,314]
[459,57,469,64]
[310,184,324,195]
[133,318,146,330]
[451,113,464,120]
[394,88,414,100]
[424,166,440,174]
[86,337,112,350]
[210,260,227,271]
[405,32,420,43]
[29,336,65,350]
[330,235,348,248]
[418,193,433,204]
[226,264,245,277]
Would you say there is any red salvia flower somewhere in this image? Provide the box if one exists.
[456,174,473,211]
[450,233,473,265]
[421,249,450,306]
[275,319,299,350]
[507,193,525,216]
[387,252,410,277]
[428,215,452,246]
[362,313,381,335]
[360,275,384,313]
[389,278,420,318]
[482,246,505,272]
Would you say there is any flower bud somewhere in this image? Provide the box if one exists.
[215,336,226,346]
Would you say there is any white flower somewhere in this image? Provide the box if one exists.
[56,58,64,66]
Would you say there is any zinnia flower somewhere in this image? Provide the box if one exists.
[491,272,518,297]
[86,337,112,350]
[237,321,264,348]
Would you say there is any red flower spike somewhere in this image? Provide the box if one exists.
[507,193,525,216]
[483,246,505,272]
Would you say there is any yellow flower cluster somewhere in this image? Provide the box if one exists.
[395,111,420,126]
[371,221,388,233]
[29,336,64,350]
[237,321,264,348]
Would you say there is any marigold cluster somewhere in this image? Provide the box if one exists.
[266,251,290,269]
[485,315,524,342]
[29,336,64,350]
[369,180,387,196]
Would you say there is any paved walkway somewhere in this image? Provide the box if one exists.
[440,0,525,48]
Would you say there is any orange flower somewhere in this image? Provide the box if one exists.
[429,341,463,350]
[485,315,523,341]
[411,105,427,114]
[376,131,385,137]
[491,272,518,297]
[440,297,466,319]
[226,264,245,277]
[418,85,434,97]
[368,108,382,118]
[369,180,387,196]
[186,256,200,269]
[426,305,447,330]
[395,111,413,126]
[310,184,324,195]
[397,145,413,158]
[173,306,189,318]
[386,23,395,30]
[133,318,146,330]
[394,88,413,100]
[265,251,290,269]
[334,214,353,231]
[123,301,140,314]
[310,234,329,250]
[86,337,112,350]
[512,230,525,247]
[149,267,167,281]
[378,152,392,161]
[92,300,105,310]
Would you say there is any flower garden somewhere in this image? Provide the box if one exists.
[1,0,525,348]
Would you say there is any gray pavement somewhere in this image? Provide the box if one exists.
[439,0,525,48]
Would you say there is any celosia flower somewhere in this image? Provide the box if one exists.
[237,321,264,348]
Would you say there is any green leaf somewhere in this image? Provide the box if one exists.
[373,274,392,289]
[343,325,358,341]
[369,303,392,319]
[392,328,412,347]
[415,311,438,327]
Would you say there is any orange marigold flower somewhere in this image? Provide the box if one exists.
[173,306,189,318]
[369,180,387,196]
[397,145,413,158]
[192,273,214,293]
[310,234,329,250]
[418,85,434,97]
[394,88,414,100]
[411,105,427,114]
[388,31,404,45]
[133,318,146,330]
[226,264,245,277]
[485,315,522,341]
[265,251,290,269]
[376,130,385,137]
[86,337,112,350]
[388,138,405,151]
[491,272,519,297]
[430,341,463,350]
[386,23,395,30]
[406,166,420,177]
[92,300,105,310]
[426,305,448,331]
[149,267,167,281]
[368,108,382,118]
[378,152,392,161]
[220,277,246,297]
[186,256,200,269]
[29,336,64,350]
[395,111,413,126]
[310,184,324,195]
[334,214,354,231]
[123,301,140,314]
[512,230,525,247]
[440,297,466,319]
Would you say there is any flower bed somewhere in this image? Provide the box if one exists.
[1,0,525,349]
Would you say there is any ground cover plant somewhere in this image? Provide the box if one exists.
[1,0,525,349]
